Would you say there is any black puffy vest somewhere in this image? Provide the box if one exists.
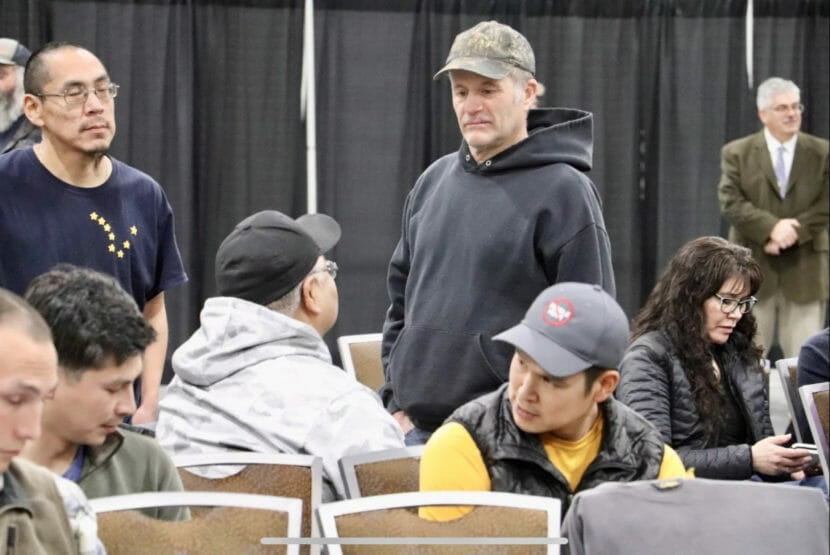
[448,384,665,514]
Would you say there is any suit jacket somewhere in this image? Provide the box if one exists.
[718,130,829,302]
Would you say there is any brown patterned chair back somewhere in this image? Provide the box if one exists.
[174,454,322,553]
[334,505,549,554]
[339,446,424,498]
[98,505,292,554]
[316,491,561,555]
[92,492,302,555]
[337,333,385,391]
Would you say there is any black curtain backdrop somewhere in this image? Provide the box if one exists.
[2,0,828,378]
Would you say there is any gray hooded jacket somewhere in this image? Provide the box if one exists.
[157,297,404,498]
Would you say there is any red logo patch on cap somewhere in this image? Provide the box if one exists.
[542,298,574,326]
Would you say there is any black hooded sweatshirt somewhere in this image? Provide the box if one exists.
[381,107,616,431]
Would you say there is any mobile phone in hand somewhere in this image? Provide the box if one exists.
[791,443,820,466]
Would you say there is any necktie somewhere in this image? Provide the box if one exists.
[774,145,788,198]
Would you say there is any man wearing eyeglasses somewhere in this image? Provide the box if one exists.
[718,77,829,358]
[0,42,187,426]
[156,210,404,500]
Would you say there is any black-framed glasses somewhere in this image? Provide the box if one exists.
[713,293,757,314]
[310,260,338,280]
[771,102,805,114]
[37,82,120,107]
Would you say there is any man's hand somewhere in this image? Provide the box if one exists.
[769,218,801,250]
[393,410,414,434]
[763,240,781,255]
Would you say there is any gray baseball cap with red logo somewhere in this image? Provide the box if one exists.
[493,282,629,377]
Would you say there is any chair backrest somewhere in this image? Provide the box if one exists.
[316,490,562,555]
[799,382,830,479]
[337,333,385,391]
[774,357,805,442]
[172,452,322,552]
[338,445,425,499]
[91,491,302,555]
[562,478,829,555]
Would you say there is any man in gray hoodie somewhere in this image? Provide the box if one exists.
[157,210,404,499]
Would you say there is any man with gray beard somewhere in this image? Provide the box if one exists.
[0,38,39,153]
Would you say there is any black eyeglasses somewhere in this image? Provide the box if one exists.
[310,260,338,280]
[713,293,757,314]
[37,82,119,108]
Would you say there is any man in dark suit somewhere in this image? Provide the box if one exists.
[719,77,829,358]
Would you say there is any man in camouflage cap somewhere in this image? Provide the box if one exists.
[381,21,616,445]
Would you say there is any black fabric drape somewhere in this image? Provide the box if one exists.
[1,0,827,376]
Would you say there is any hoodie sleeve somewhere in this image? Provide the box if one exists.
[551,224,616,297]
[380,190,415,413]
[535,171,616,297]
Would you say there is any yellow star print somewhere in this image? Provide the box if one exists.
[90,212,99,220]
[117,250,124,259]
[122,241,131,249]
[104,224,111,232]
[130,225,138,236]
[98,217,106,226]
[108,233,115,241]
[108,244,116,252]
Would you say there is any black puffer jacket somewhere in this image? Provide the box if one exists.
[617,331,773,479]
[449,384,665,514]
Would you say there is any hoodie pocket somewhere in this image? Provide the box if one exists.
[388,324,511,426]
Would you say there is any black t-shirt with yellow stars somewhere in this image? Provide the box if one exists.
[0,148,187,309]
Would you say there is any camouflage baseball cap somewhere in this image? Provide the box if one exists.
[433,21,535,81]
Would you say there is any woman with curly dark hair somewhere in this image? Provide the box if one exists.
[617,236,814,480]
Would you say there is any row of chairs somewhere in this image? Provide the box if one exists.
[89,441,830,554]
[90,449,434,553]
[91,454,563,553]
[89,474,830,554]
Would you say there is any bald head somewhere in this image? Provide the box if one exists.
[0,288,52,344]
[24,42,101,95]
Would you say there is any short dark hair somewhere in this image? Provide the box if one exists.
[583,366,610,394]
[24,41,89,95]
[0,287,52,343]
[24,265,155,374]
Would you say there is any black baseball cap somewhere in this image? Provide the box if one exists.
[214,210,340,306]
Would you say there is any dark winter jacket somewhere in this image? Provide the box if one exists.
[617,331,773,479]
[449,384,665,514]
